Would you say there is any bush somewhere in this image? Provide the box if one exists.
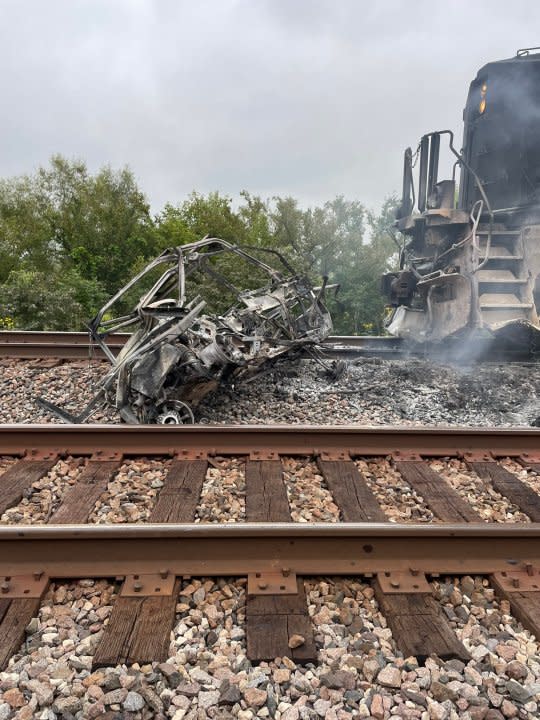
[0,268,107,330]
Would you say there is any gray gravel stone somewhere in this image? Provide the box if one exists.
[138,684,164,711]
[123,690,145,711]
[176,681,200,697]
[198,689,220,709]
[506,660,528,681]
[218,679,241,705]
[485,710,505,720]
[320,670,356,690]
[52,696,82,714]
[506,679,531,703]
[431,679,458,702]
[376,664,401,688]
[313,698,331,716]
[102,687,128,705]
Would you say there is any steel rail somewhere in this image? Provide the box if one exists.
[0,331,127,360]
[0,331,391,345]
[1,424,539,457]
[0,331,127,345]
[0,522,539,578]
[0,343,113,360]
[0,330,402,360]
[0,330,535,362]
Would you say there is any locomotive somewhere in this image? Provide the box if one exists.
[382,48,540,349]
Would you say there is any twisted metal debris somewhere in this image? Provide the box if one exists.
[39,238,333,423]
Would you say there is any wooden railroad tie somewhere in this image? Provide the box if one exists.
[394,458,480,522]
[2,449,540,669]
[93,458,209,667]
[247,578,316,663]
[0,574,49,671]
[491,567,540,642]
[317,455,387,522]
[374,573,470,662]
[51,459,121,524]
[150,458,208,523]
[93,575,182,668]
[466,456,540,521]
[0,456,59,516]
[245,458,317,663]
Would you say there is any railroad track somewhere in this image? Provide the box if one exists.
[0,330,403,360]
[0,330,128,360]
[1,424,540,670]
[1,329,537,362]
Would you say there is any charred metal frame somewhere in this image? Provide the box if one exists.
[37,238,333,424]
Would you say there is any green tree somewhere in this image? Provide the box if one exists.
[0,267,106,330]
[153,193,276,314]
[42,156,154,294]
[152,191,398,333]
[0,156,398,334]
[0,156,153,329]
[325,196,399,334]
[155,192,246,247]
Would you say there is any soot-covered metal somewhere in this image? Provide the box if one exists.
[39,238,332,424]
[382,49,540,349]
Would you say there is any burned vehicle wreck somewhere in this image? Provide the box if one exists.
[41,238,332,424]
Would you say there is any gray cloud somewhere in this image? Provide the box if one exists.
[1,0,539,212]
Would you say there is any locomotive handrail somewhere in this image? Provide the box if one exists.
[517,47,540,57]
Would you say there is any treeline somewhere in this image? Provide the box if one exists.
[0,155,398,334]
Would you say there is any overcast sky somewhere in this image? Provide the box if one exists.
[1,0,539,213]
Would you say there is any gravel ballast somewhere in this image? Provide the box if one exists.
[355,458,435,523]
[0,456,534,529]
[428,459,530,524]
[0,457,87,525]
[2,352,540,718]
[1,576,540,719]
[1,356,539,426]
[195,458,246,524]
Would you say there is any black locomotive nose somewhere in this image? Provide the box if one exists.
[460,49,540,220]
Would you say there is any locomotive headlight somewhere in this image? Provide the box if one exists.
[479,83,487,114]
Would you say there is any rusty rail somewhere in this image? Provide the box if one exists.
[0,330,402,360]
[1,522,540,578]
[0,331,127,360]
[1,330,536,361]
[1,423,539,457]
